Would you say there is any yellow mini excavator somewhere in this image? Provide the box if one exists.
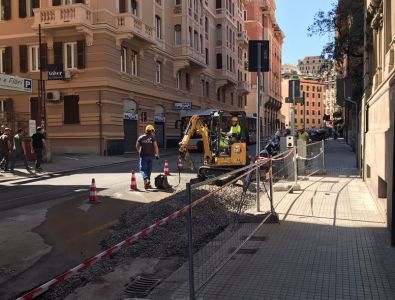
[179,110,249,179]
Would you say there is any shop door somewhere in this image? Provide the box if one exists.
[124,119,138,153]
[155,122,165,148]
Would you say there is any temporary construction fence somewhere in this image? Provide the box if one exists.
[16,146,316,300]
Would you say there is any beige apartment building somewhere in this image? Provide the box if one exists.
[297,55,328,76]
[0,0,250,154]
[363,0,394,228]
[244,0,284,136]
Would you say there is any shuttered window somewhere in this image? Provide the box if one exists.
[119,0,126,13]
[53,42,63,65]
[4,47,12,74]
[77,40,85,69]
[40,43,48,70]
[1,0,11,20]
[64,95,80,124]
[0,48,4,73]
[19,45,28,73]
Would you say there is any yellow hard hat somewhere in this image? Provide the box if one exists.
[298,125,304,130]
[145,124,155,132]
[231,116,238,122]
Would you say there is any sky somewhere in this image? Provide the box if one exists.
[275,0,335,65]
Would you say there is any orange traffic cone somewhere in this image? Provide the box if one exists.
[164,159,170,175]
[88,178,101,203]
[177,158,183,172]
[129,170,138,191]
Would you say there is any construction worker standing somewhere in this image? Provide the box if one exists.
[298,126,309,142]
[136,125,159,189]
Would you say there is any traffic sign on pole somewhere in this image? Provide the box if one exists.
[248,40,270,72]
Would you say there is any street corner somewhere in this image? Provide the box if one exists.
[0,207,51,286]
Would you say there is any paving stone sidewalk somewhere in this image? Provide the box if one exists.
[176,139,395,299]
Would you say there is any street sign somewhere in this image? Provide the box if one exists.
[0,73,32,93]
[248,40,270,72]
[173,102,192,110]
[288,80,301,100]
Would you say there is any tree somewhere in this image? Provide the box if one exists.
[308,0,364,103]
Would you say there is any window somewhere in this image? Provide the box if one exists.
[205,48,209,64]
[64,95,80,124]
[312,93,315,98]
[131,50,138,76]
[174,24,182,45]
[306,86,310,91]
[318,119,321,124]
[200,35,203,53]
[306,92,309,98]
[318,93,321,98]
[312,102,315,107]
[216,24,222,45]
[300,85,303,91]
[312,110,315,115]
[131,0,138,15]
[185,73,190,91]
[155,15,162,39]
[216,0,221,9]
[189,27,193,47]
[306,110,309,115]
[155,61,161,83]
[306,119,309,124]
[64,42,77,70]
[120,46,127,72]
[216,53,222,69]
[201,79,205,96]
[175,0,181,4]
[318,102,321,107]
[205,81,209,97]
[0,0,10,20]
[300,110,303,114]
[300,119,304,123]
[230,93,234,105]
[176,71,181,89]
[194,31,199,50]
[0,48,5,73]
[318,110,321,115]
[312,119,315,124]
[19,0,40,18]
[312,86,315,92]
[205,17,208,33]
[29,45,39,72]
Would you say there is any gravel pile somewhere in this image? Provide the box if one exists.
[38,184,255,300]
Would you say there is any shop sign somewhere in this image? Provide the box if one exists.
[123,112,138,120]
[154,115,165,122]
[0,73,32,93]
[48,64,64,80]
[173,102,192,110]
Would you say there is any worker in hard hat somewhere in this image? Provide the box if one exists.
[220,116,242,155]
[298,125,309,142]
[136,124,159,189]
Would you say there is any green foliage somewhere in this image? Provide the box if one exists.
[308,0,364,103]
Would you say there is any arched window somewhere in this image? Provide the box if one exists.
[174,24,182,45]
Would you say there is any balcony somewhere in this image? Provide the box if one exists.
[237,31,248,44]
[116,13,155,45]
[216,69,237,85]
[174,45,206,68]
[32,4,92,30]
[237,81,250,93]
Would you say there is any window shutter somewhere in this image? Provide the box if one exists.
[52,0,61,6]
[119,0,126,13]
[53,42,63,65]
[131,0,137,10]
[19,45,28,73]
[19,0,27,18]
[4,47,12,74]
[77,40,85,69]
[4,98,13,111]
[64,96,80,124]
[40,43,48,71]
[4,0,11,20]
[32,0,40,9]
[75,0,85,3]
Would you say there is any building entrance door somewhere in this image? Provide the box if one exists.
[124,119,138,153]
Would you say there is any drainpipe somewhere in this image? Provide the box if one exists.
[97,91,103,155]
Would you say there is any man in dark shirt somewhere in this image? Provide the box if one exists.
[10,128,30,172]
[136,125,159,189]
[31,127,46,171]
[0,128,11,171]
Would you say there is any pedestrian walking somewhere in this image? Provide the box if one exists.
[136,125,159,190]
[298,126,309,142]
[0,128,11,171]
[0,124,5,136]
[31,127,46,171]
[10,128,30,173]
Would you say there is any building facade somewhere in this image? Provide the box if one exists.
[0,0,250,155]
[363,0,394,228]
[244,0,284,136]
[297,55,327,76]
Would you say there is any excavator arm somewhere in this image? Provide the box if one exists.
[179,115,212,168]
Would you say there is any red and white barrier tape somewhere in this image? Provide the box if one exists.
[296,149,323,161]
[17,161,264,300]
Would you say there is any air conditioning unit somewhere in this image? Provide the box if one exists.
[64,70,71,79]
[46,90,61,101]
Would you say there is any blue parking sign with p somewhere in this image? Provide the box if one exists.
[24,79,32,92]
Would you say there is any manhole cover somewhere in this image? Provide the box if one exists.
[122,276,161,299]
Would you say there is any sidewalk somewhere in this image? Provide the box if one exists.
[0,149,179,183]
[173,139,395,299]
